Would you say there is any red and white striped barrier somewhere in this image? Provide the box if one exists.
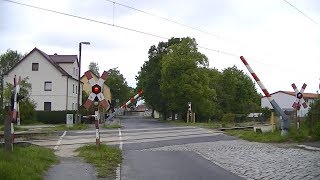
[11,75,21,141]
[107,90,144,120]
[121,90,144,109]
[240,56,290,133]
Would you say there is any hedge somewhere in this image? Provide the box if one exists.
[36,110,76,124]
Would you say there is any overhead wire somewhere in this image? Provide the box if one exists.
[282,0,318,24]
[2,0,239,58]
[104,0,228,41]
[2,0,169,40]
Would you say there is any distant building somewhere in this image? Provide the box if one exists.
[3,47,81,111]
[261,91,318,117]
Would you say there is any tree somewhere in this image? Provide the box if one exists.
[306,98,320,138]
[105,68,133,107]
[136,37,182,119]
[216,66,260,115]
[0,49,23,75]
[0,50,24,122]
[160,37,216,121]
[3,77,37,123]
[88,62,100,76]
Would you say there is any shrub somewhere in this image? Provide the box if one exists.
[221,113,235,124]
[36,110,76,124]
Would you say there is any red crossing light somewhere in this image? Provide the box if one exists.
[92,84,101,94]
[297,92,303,99]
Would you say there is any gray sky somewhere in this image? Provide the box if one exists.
[1,0,320,94]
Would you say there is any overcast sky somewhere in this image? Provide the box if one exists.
[1,0,319,95]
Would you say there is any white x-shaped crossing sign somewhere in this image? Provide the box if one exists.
[83,71,109,110]
[291,83,307,110]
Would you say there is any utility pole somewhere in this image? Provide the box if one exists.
[4,106,12,152]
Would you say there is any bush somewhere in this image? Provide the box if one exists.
[306,98,320,139]
[221,113,235,124]
[36,110,76,124]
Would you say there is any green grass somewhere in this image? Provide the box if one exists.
[161,120,256,129]
[225,123,315,143]
[0,125,29,132]
[102,124,122,129]
[76,144,122,177]
[45,124,89,131]
[225,129,289,143]
[0,145,58,180]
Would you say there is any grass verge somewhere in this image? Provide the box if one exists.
[76,144,122,178]
[0,145,58,180]
[225,124,316,143]
[161,120,256,129]
[46,124,89,131]
[102,124,122,129]
[0,125,30,132]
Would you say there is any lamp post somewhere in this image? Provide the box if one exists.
[77,42,90,124]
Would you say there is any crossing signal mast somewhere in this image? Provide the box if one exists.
[5,75,24,152]
[83,70,110,146]
[291,83,308,130]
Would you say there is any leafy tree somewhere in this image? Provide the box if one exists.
[160,37,216,121]
[88,62,100,76]
[0,49,23,75]
[136,37,182,118]
[216,66,260,115]
[105,68,133,107]
[306,98,320,138]
[0,49,24,121]
[3,77,37,123]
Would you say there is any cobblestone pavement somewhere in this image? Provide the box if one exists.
[143,140,320,180]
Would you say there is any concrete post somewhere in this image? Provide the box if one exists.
[4,107,13,152]
[270,112,275,132]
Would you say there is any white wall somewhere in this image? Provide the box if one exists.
[58,61,78,79]
[261,92,311,117]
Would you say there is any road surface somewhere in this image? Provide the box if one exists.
[29,115,320,180]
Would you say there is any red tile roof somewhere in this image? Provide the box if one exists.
[268,91,319,99]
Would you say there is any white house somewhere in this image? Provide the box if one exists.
[261,91,318,117]
[3,47,82,111]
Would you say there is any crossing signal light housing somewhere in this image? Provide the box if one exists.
[297,92,303,99]
[92,84,101,94]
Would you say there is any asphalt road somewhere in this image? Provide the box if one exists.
[41,115,243,180]
[119,116,243,180]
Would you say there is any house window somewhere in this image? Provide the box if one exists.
[72,103,74,110]
[32,63,39,71]
[44,81,52,91]
[73,84,75,93]
[73,67,76,75]
[44,102,51,111]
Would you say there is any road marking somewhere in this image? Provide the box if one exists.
[116,128,123,180]
[118,128,123,150]
[54,131,67,150]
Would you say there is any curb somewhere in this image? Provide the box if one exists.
[296,145,320,151]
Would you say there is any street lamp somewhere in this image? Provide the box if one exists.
[77,41,90,123]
